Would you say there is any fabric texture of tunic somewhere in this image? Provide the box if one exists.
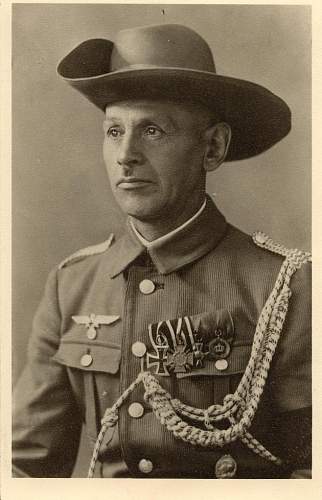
[12,197,311,478]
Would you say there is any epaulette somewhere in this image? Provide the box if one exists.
[252,231,311,266]
[58,234,115,269]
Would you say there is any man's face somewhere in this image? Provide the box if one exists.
[103,100,210,223]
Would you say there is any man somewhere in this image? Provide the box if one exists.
[12,24,311,479]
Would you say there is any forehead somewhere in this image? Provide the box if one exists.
[105,99,211,124]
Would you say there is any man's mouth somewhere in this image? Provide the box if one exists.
[117,178,153,190]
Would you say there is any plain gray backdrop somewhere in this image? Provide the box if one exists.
[12,3,311,476]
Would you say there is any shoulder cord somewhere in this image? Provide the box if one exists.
[254,231,312,263]
[87,239,310,478]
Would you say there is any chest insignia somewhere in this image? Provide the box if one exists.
[167,341,194,374]
[72,314,120,340]
[146,332,170,376]
[207,329,231,359]
[143,310,235,376]
[192,337,207,368]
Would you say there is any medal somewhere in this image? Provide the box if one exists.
[167,342,194,373]
[207,328,231,359]
[192,336,206,368]
[146,332,170,376]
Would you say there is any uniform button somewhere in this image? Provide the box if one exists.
[128,402,144,418]
[80,353,93,367]
[215,359,228,371]
[215,454,237,478]
[255,232,268,245]
[87,327,97,340]
[139,279,156,295]
[131,341,147,358]
[138,458,153,474]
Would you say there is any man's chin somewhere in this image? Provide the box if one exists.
[115,191,155,215]
[117,201,163,222]
[126,209,163,223]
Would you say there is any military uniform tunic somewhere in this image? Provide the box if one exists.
[12,198,311,478]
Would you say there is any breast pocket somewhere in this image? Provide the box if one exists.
[52,328,122,442]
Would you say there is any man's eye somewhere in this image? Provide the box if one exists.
[107,127,121,138]
[144,126,163,137]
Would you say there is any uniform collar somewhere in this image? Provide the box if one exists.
[108,195,227,277]
[129,198,207,248]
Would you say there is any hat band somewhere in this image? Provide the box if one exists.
[108,64,217,77]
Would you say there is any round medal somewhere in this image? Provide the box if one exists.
[208,337,230,359]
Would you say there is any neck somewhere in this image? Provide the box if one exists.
[131,196,207,242]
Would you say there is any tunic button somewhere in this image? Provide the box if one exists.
[139,279,155,295]
[215,359,228,371]
[128,402,144,418]
[80,353,93,367]
[215,454,237,478]
[132,341,147,358]
[138,458,153,474]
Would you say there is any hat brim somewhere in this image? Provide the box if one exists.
[60,67,291,162]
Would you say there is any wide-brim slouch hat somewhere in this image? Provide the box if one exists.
[57,23,291,161]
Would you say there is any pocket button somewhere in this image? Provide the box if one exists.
[215,359,229,371]
[80,353,93,367]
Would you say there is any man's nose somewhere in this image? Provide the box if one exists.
[117,132,143,168]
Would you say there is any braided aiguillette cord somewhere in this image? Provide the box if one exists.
[87,241,311,477]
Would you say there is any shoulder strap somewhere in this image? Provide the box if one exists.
[58,234,115,269]
[252,231,311,268]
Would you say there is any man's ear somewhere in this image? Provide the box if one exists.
[203,123,231,172]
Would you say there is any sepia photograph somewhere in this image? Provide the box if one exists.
[7,1,314,488]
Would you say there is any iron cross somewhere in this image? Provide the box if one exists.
[146,333,170,376]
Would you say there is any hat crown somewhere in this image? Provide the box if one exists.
[57,23,291,161]
[111,24,216,73]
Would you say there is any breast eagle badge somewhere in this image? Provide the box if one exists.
[72,313,120,339]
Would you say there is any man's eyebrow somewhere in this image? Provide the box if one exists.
[104,116,122,123]
[137,116,176,128]
[105,113,177,129]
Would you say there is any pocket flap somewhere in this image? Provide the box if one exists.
[53,338,121,374]
[176,342,252,379]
